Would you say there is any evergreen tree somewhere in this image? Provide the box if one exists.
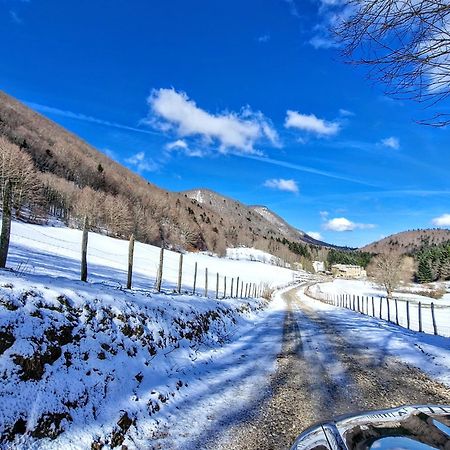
[417,258,433,283]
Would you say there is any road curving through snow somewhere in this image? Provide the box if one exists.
[216,285,450,450]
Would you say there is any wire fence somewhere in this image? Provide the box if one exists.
[305,285,450,338]
[8,227,283,301]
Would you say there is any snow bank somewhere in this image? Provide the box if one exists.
[299,287,450,387]
[0,271,287,449]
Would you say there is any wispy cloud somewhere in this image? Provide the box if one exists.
[381,136,400,150]
[432,213,450,227]
[263,178,299,193]
[125,151,159,172]
[10,10,23,24]
[339,108,354,117]
[165,139,206,157]
[324,217,376,232]
[25,102,161,136]
[257,34,271,43]
[283,0,300,18]
[145,88,280,155]
[238,154,381,187]
[285,110,340,136]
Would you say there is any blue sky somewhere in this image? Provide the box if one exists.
[1,0,450,247]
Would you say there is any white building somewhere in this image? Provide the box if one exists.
[331,264,367,279]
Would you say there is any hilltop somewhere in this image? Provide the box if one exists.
[183,189,331,248]
[361,229,450,254]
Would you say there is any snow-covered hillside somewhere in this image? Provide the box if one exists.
[226,247,285,266]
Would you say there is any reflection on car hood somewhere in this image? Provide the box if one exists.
[291,405,450,450]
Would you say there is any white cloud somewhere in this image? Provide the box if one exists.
[263,178,299,193]
[324,217,375,232]
[285,110,340,136]
[165,139,188,150]
[147,88,280,154]
[165,139,206,157]
[432,213,450,227]
[257,34,270,43]
[307,231,323,240]
[381,136,400,150]
[309,34,339,49]
[339,108,354,117]
[320,210,329,219]
[125,152,159,172]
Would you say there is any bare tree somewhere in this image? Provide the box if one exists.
[0,137,40,266]
[334,0,450,125]
[368,253,412,298]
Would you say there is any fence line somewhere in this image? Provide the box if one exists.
[304,285,450,338]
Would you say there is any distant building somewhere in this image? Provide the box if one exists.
[331,264,367,279]
[312,261,325,273]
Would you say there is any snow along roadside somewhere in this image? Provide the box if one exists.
[0,271,294,450]
[298,287,450,387]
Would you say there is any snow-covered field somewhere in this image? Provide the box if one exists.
[6,221,297,293]
[226,247,285,267]
[298,288,450,388]
[309,279,450,337]
[0,221,299,449]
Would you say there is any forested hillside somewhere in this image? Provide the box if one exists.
[0,90,321,262]
[361,229,450,255]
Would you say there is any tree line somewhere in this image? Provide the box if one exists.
[415,241,450,283]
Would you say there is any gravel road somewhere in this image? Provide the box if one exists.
[214,285,450,450]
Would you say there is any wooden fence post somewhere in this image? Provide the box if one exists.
[127,234,135,289]
[431,302,438,335]
[418,301,422,332]
[240,281,243,298]
[406,300,410,329]
[216,273,219,299]
[156,247,164,292]
[387,297,391,322]
[371,297,375,317]
[81,216,88,282]
[395,298,399,325]
[177,253,183,293]
[205,268,208,297]
[357,296,360,312]
[236,276,240,298]
[224,276,227,299]
[0,180,12,269]
[231,278,234,299]
[380,296,383,319]
[193,262,198,295]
